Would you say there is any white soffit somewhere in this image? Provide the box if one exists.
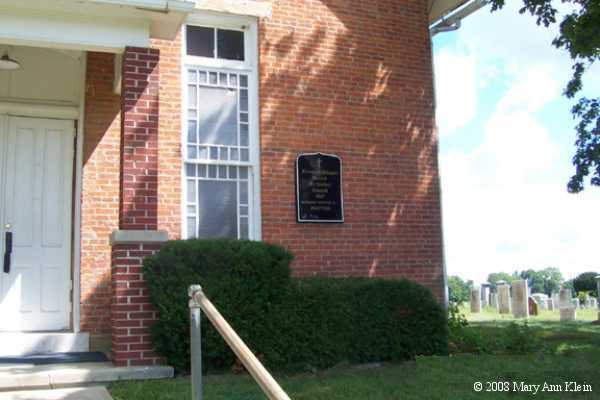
[429,0,470,24]
[0,0,196,53]
[194,0,272,18]
[0,8,149,53]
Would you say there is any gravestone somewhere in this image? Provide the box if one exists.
[470,287,481,313]
[490,293,499,310]
[559,288,572,309]
[571,298,580,309]
[498,282,511,314]
[597,276,600,322]
[481,283,490,308]
[547,298,554,311]
[551,292,560,310]
[528,297,539,316]
[531,293,548,310]
[589,298,597,309]
[560,307,577,322]
[512,280,529,319]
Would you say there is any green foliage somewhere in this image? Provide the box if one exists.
[489,0,600,192]
[447,304,539,355]
[486,272,514,291]
[517,267,563,295]
[276,278,448,370]
[447,276,472,305]
[573,271,599,294]
[143,239,293,373]
[143,239,448,374]
[576,291,591,306]
[449,318,540,355]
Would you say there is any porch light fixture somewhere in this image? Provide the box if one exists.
[0,53,21,71]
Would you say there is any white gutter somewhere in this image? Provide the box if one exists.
[430,0,488,35]
[90,0,196,13]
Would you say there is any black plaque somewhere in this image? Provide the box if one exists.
[296,153,344,223]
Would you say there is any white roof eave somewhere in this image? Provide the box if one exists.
[429,0,471,24]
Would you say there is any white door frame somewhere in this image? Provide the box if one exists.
[0,55,86,333]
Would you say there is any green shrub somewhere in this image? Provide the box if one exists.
[143,239,448,373]
[274,278,448,370]
[143,239,293,373]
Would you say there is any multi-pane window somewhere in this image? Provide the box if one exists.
[184,67,252,240]
[186,26,245,61]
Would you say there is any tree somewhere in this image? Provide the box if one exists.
[486,272,514,291]
[490,0,600,192]
[448,275,473,304]
[518,267,563,295]
[573,271,599,295]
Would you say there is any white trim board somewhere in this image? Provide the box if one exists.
[194,0,272,18]
[0,7,150,53]
[0,101,79,120]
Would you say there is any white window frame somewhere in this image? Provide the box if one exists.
[181,13,261,241]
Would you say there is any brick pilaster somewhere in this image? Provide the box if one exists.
[120,46,160,230]
[112,46,164,367]
[111,241,163,366]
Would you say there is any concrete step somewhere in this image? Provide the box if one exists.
[0,386,112,400]
[0,333,89,356]
[0,362,173,392]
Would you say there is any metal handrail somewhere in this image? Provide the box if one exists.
[188,285,292,400]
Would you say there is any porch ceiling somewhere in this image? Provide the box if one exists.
[0,0,195,53]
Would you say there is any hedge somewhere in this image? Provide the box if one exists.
[143,239,448,373]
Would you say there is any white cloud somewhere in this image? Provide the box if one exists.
[434,49,477,137]
[435,15,600,282]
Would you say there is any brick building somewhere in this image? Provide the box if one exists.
[0,0,466,367]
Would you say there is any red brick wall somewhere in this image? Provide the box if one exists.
[81,0,444,342]
[111,243,162,366]
[120,47,160,230]
[81,52,121,334]
[258,0,444,299]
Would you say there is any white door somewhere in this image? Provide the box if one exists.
[0,116,74,331]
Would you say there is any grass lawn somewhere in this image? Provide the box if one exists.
[110,309,600,400]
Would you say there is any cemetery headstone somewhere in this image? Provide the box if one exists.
[551,292,560,310]
[470,287,481,313]
[512,280,529,319]
[560,307,577,322]
[531,293,548,310]
[481,283,490,308]
[597,276,600,322]
[528,297,539,316]
[498,282,511,314]
[490,293,499,310]
[559,288,572,309]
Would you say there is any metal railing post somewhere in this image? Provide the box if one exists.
[189,284,292,400]
[189,285,203,400]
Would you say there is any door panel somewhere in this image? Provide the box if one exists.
[0,116,74,331]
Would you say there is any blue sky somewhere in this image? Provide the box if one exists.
[431,3,600,284]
